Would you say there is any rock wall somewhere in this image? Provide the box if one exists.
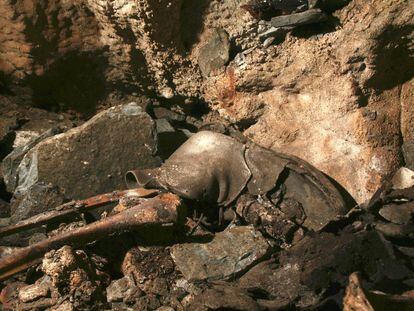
[0,0,202,113]
[1,0,413,203]
[200,0,414,203]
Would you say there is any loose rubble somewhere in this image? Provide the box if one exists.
[1,105,414,309]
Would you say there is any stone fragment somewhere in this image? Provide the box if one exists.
[259,26,291,41]
[375,222,414,239]
[391,167,414,190]
[153,107,185,123]
[12,103,160,199]
[18,277,52,303]
[0,281,27,310]
[379,203,414,225]
[187,283,262,311]
[170,226,270,281]
[121,247,178,296]
[106,276,140,303]
[156,119,175,134]
[10,182,66,223]
[403,142,414,170]
[13,130,41,149]
[2,127,61,194]
[41,246,108,306]
[17,298,56,310]
[50,301,75,311]
[270,9,327,28]
[308,0,319,9]
[397,246,414,258]
[198,29,230,77]
[263,36,275,48]
[238,260,317,308]
[134,295,161,310]
[239,230,406,308]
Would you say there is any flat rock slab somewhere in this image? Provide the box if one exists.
[12,103,160,199]
[270,9,327,28]
[391,167,414,190]
[170,226,270,281]
[379,203,414,225]
[198,28,230,77]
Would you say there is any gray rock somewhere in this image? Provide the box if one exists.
[12,103,160,199]
[375,222,414,239]
[239,230,407,309]
[258,26,291,41]
[379,203,414,225]
[198,29,230,77]
[153,107,185,123]
[263,36,276,48]
[170,226,270,281]
[398,246,414,258]
[238,260,317,308]
[106,276,139,303]
[403,141,414,170]
[270,9,327,28]
[2,127,61,194]
[10,182,66,223]
[188,284,262,311]
[156,119,175,134]
[308,0,319,8]
[391,167,414,190]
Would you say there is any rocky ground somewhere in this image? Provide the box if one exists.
[0,0,414,310]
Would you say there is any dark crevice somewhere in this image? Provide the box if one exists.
[317,0,352,13]
[156,95,210,121]
[25,50,108,116]
[0,179,12,203]
[236,117,259,132]
[365,25,414,91]
[291,14,341,39]
[180,0,211,52]
[0,72,14,95]
[23,0,59,66]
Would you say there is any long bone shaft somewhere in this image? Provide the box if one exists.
[0,193,181,281]
[0,188,158,238]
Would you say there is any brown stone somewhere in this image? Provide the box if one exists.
[18,277,52,303]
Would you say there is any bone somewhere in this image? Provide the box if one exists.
[0,188,159,238]
[0,193,181,281]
